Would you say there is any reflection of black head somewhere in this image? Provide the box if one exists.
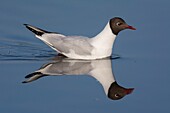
[108,82,134,100]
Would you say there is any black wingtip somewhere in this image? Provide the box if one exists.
[23,24,31,31]
[24,24,60,36]
[23,24,30,28]
[22,81,27,83]
[23,24,29,29]
[24,24,48,36]
[23,24,28,26]
[25,72,42,78]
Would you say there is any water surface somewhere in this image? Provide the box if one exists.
[0,0,170,113]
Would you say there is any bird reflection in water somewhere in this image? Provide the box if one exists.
[23,56,134,100]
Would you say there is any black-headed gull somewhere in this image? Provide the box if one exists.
[22,58,134,100]
[24,17,136,60]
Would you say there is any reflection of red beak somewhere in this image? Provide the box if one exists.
[127,25,136,30]
[125,88,134,94]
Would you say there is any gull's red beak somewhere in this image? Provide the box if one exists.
[127,25,136,30]
[125,88,134,94]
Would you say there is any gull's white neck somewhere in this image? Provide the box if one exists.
[90,22,117,57]
[89,60,115,95]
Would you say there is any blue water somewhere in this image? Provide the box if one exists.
[1,0,170,113]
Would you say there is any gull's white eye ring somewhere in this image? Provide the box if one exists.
[115,94,120,98]
[116,22,121,26]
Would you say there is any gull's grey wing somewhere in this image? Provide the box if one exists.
[42,35,94,55]
[22,59,93,83]
[35,60,92,75]
[24,24,93,55]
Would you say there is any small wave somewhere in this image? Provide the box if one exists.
[0,38,56,61]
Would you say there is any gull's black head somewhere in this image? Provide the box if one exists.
[109,17,136,35]
[108,82,134,100]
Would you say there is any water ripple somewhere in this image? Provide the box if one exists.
[0,38,56,61]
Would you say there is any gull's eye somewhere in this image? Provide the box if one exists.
[115,94,120,98]
[116,22,122,26]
